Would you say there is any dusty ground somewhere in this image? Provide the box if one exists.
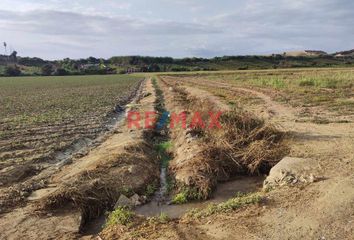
[102,75,353,240]
[1,72,353,240]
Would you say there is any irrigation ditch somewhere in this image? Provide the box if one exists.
[0,76,288,239]
[77,75,289,239]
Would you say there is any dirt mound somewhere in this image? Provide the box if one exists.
[160,77,288,200]
[40,141,159,229]
[204,110,287,175]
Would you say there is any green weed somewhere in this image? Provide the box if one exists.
[105,207,133,227]
[172,192,188,204]
[187,192,262,218]
[155,141,172,168]
[299,78,315,86]
[158,212,170,223]
[145,183,157,197]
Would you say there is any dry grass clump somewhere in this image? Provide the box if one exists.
[39,142,159,228]
[205,109,288,177]
[164,82,288,200]
[173,109,288,200]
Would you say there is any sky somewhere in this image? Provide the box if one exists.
[0,0,353,59]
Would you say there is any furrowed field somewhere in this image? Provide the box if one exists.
[0,75,142,167]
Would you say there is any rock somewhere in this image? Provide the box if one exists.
[186,133,192,138]
[115,105,124,112]
[130,194,142,206]
[264,157,319,189]
[55,158,73,169]
[114,195,133,209]
[143,92,152,98]
[73,150,88,158]
[20,191,30,198]
[140,195,147,204]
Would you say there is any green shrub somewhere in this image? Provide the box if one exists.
[156,141,172,168]
[299,78,315,86]
[147,212,170,224]
[258,77,286,89]
[318,79,338,89]
[172,192,188,204]
[158,212,169,223]
[145,183,157,197]
[4,66,21,76]
[54,68,69,76]
[269,78,286,88]
[105,207,133,227]
[41,64,54,76]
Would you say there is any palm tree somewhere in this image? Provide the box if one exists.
[3,42,7,55]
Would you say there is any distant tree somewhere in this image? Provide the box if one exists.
[147,63,160,72]
[87,56,99,64]
[41,64,54,76]
[4,65,21,76]
[55,68,69,76]
[18,57,48,67]
[9,51,17,63]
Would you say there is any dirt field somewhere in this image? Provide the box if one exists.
[0,75,143,214]
[140,70,353,240]
[0,68,353,239]
[103,69,353,240]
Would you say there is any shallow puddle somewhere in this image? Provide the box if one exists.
[82,176,264,236]
[135,176,264,218]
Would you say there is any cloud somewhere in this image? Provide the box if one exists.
[0,0,354,58]
[0,8,221,58]
[0,10,219,36]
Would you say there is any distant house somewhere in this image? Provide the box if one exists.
[305,50,328,56]
[126,67,139,73]
[283,50,327,57]
[334,49,354,58]
[79,63,105,70]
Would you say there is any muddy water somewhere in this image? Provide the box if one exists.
[81,176,264,236]
[156,167,168,202]
[136,176,264,218]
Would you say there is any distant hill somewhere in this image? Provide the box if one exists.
[1,49,354,76]
[334,49,354,57]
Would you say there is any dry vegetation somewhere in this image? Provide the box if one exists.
[40,142,159,227]
[175,68,354,116]
[159,77,287,201]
